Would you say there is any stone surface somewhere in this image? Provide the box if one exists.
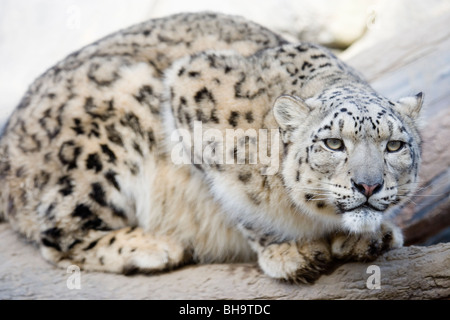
[1,224,449,300]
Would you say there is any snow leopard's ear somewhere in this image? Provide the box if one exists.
[273,95,312,133]
[395,92,424,120]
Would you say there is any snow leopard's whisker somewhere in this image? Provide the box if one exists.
[397,192,443,198]
[295,190,332,197]
[297,191,333,196]
[397,181,420,187]
[297,188,331,193]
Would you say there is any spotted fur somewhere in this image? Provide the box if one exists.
[0,12,423,282]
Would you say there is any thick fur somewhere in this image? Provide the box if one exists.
[0,12,422,282]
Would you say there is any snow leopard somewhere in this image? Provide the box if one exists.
[0,12,423,282]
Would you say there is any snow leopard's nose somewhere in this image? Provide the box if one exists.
[351,180,383,198]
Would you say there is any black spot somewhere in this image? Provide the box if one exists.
[105,124,123,147]
[83,240,99,251]
[188,71,201,78]
[305,194,314,201]
[45,202,56,218]
[238,172,252,183]
[90,183,107,207]
[234,72,265,99]
[177,67,185,76]
[41,238,61,251]
[58,140,82,170]
[311,54,326,59]
[184,111,192,126]
[82,217,111,231]
[228,111,240,127]
[340,108,347,112]
[194,87,215,104]
[58,175,74,196]
[84,97,114,121]
[34,170,51,189]
[104,170,120,191]
[296,45,308,52]
[296,170,300,182]
[210,109,220,124]
[147,130,156,150]
[126,161,140,175]
[245,111,254,123]
[108,204,126,220]
[301,61,313,70]
[42,227,62,239]
[86,153,103,173]
[71,118,85,135]
[72,204,94,219]
[316,202,326,209]
[126,226,137,234]
[134,85,159,115]
[319,63,332,68]
[122,264,139,275]
[224,65,233,73]
[39,107,62,140]
[88,63,119,87]
[89,122,101,138]
[132,141,143,157]
[120,112,143,136]
[305,147,310,164]
[196,109,205,122]
[68,239,83,250]
[109,237,116,246]
[15,166,25,178]
[101,144,116,164]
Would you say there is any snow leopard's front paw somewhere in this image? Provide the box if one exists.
[257,240,331,283]
[331,221,403,262]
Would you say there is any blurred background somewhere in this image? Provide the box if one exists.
[1,0,449,127]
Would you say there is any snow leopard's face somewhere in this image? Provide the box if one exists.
[274,93,423,233]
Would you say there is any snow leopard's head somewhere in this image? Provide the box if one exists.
[274,91,423,233]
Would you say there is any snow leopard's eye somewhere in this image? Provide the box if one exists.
[324,138,344,151]
[386,140,404,153]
